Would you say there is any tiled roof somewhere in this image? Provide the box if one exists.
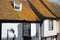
[0,0,40,21]
[43,0,60,18]
[28,0,56,18]
[0,0,57,22]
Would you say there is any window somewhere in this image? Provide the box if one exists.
[23,23,31,36]
[49,20,53,30]
[10,1,22,11]
[14,1,22,11]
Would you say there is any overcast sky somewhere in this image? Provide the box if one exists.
[48,0,60,5]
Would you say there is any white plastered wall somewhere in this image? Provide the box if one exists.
[1,23,23,40]
[41,19,58,37]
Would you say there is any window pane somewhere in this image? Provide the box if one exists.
[15,6,20,9]
[23,23,31,36]
[49,20,53,30]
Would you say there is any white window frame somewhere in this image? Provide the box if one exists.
[14,1,22,11]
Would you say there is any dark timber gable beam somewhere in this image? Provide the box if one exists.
[27,0,45,22]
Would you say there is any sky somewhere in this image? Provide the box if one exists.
[48,0,60,5]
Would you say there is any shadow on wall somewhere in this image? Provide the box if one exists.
[17,23,23,40]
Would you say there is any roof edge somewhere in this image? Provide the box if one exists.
[0,19,41,23]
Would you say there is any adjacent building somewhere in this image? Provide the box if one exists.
[40,0,60,40]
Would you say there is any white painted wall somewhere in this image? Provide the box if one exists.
[31,23,41,40]
[31,23,36,37]
[41,19,58,37]
[1,23,23,40]
[46,36,56,40]
[46,37,51,40]
[54,37,56,40]
[57,21,59,33]
[1,23,41,40]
